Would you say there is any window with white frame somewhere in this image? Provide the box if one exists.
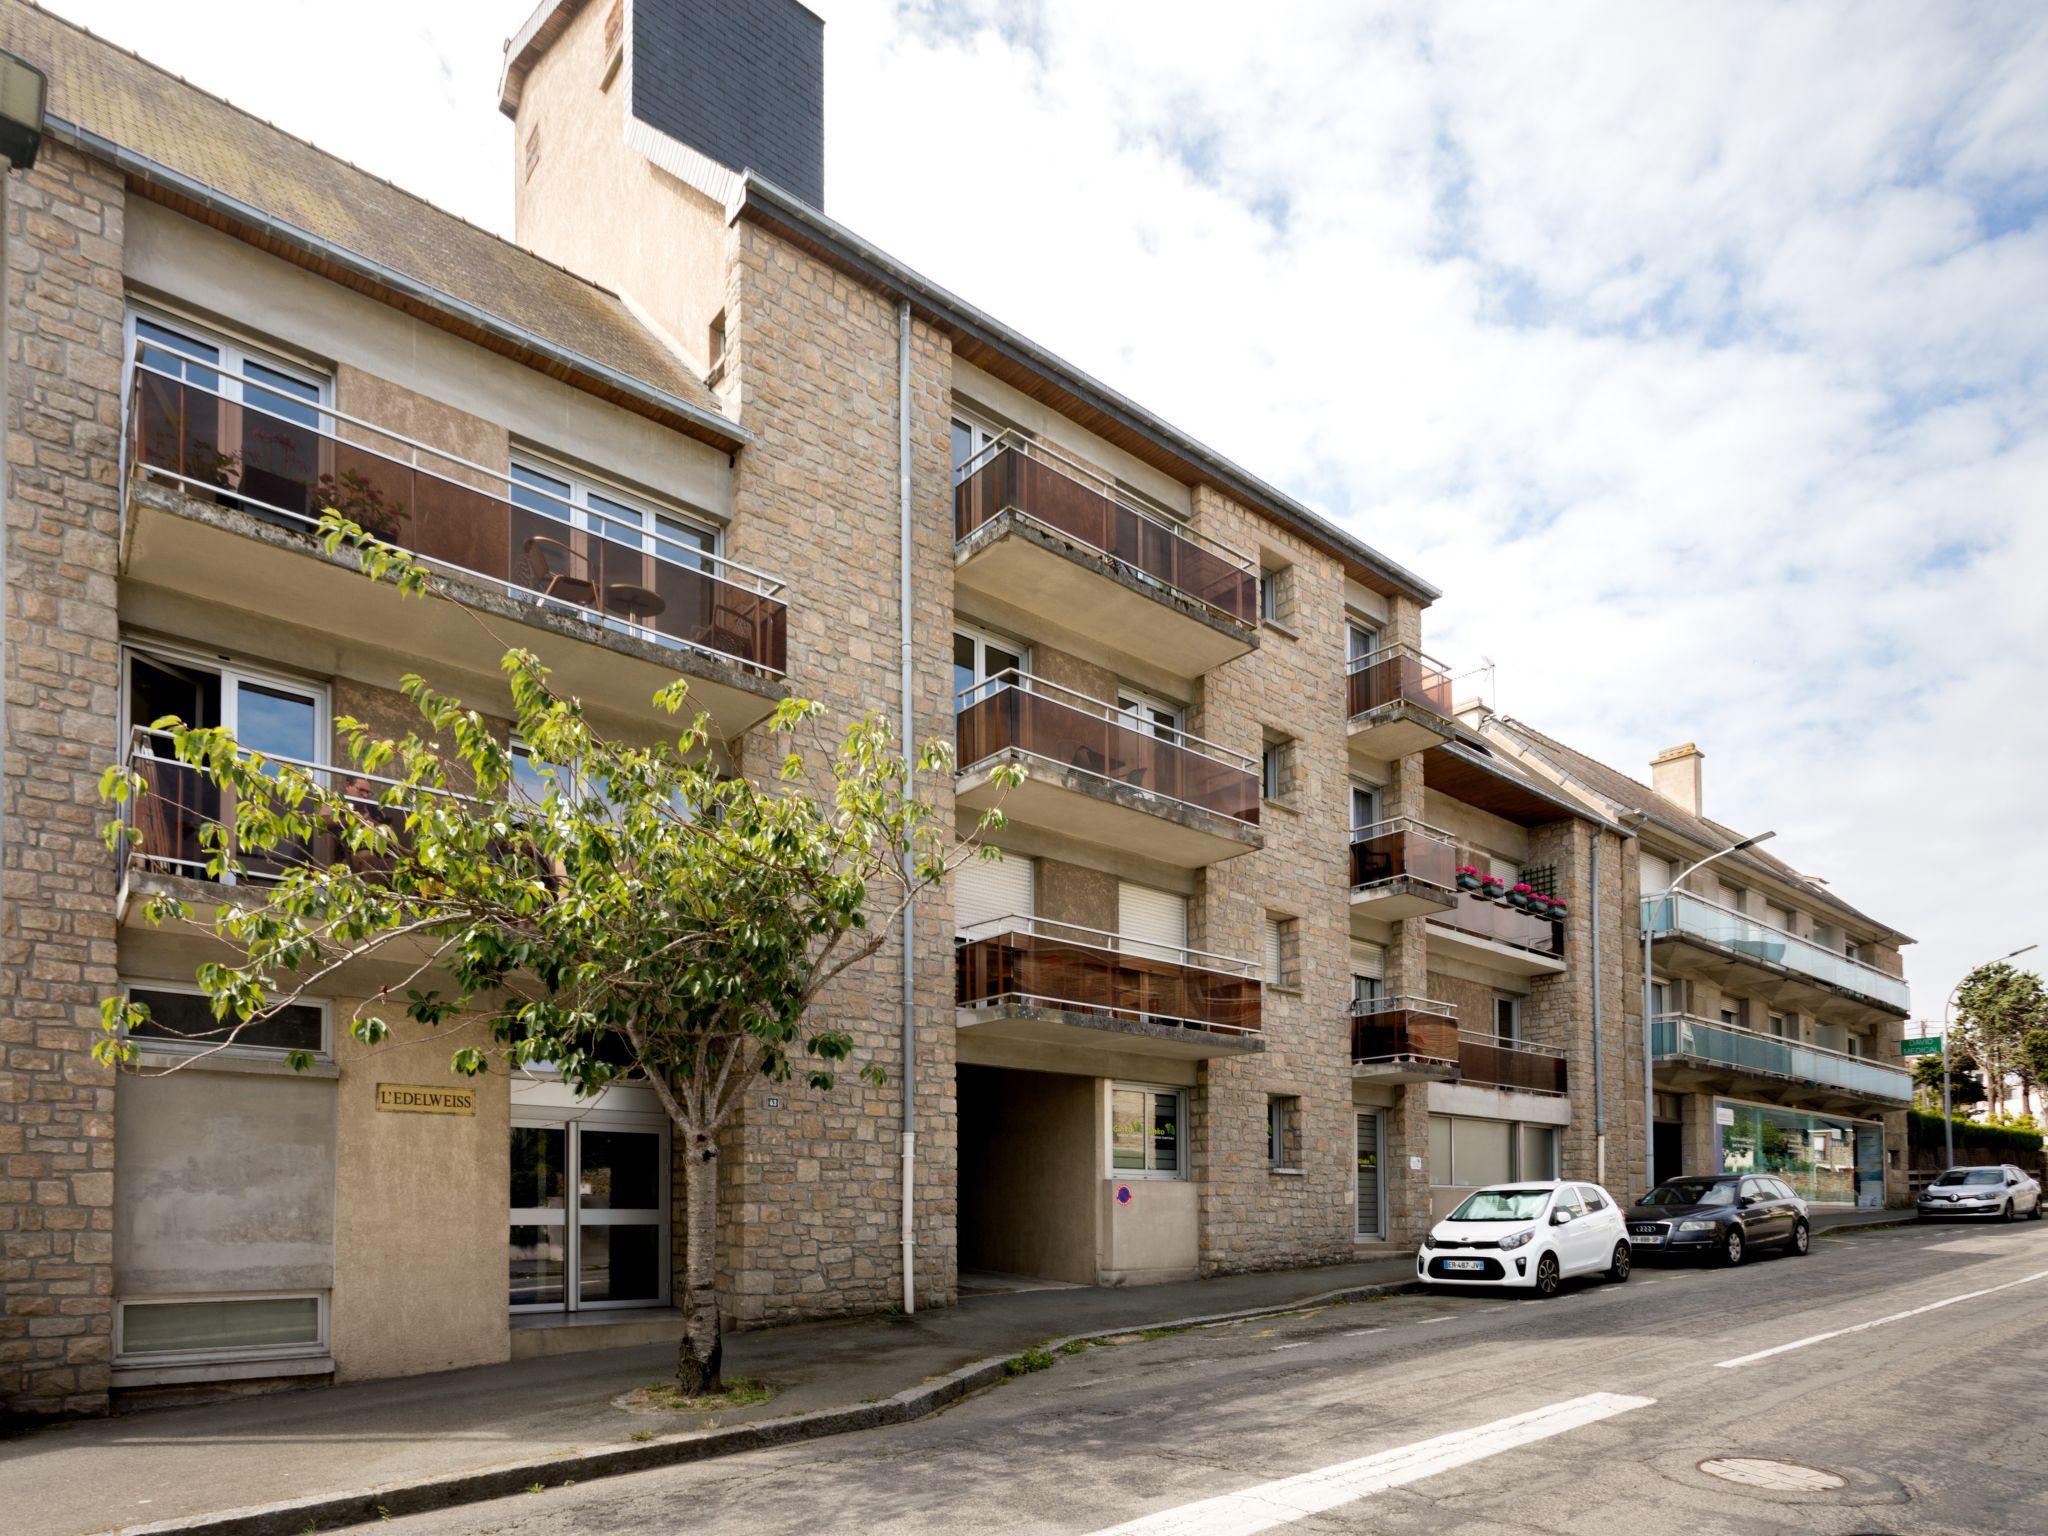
[123,982,328,1059]
[1116,683,1182,739]
[951,414,1004,482]
[1350,939,1385,1007]
[1493,994,1522,1045]
[1346,620,1380,663]
[1350,781,1381,833]
[1110,1083,1185,1178]
[952,626,1027,715]
[508,454,717,633]
[1261,734,1296,804]
[117,1292,327,1366]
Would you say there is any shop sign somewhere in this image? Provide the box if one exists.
[375,1082,476,1116]
[1715,1105,1736,1126]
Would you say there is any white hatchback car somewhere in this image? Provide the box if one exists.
[1418,1180,1632,1297]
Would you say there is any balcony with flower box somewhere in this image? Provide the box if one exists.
[1348,818,1458,927]
[1426,884,1567,977]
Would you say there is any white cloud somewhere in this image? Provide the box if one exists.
[48,0,2048,1012]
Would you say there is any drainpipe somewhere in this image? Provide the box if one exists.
[1590,829,1604,1187]
[897,298,916,1315]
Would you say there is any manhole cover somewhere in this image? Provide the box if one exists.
[1698,1457,1847,1492]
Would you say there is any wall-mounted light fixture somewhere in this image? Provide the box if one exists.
[0,49,48,171]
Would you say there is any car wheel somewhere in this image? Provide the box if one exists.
[2002,1201,2016,1224]
[2031,1196,2044,1221]
[1721,1226,1745,1267]
[1534,1253,1561,1298]
[1607,1241,1631,1283]
[1790,1219,1810,1256]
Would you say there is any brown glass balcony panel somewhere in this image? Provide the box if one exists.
[132,372,787,675]
[955,446,1257,625]
[1350,1011,1458,1063]
[1457,1037,1568,1095]
[1349,826,1456,889]
[955,931,1261,1036]
[957,686,1258,824]
[1432,890,1562,955]
[1346,651,1453,718]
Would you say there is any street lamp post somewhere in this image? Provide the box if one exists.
[1641,830,1776,1197]
[1939,942,2039,1169]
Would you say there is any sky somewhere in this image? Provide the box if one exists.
[46,0,2048,1019]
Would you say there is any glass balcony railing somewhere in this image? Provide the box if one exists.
[1428,889,1562,958]
[1643,892,1910,1011]
[953,436,1258,626]
[1652,1013,1912,1103]
[1349,817,1456,891]
[1345,644,1453,720]
[956,671,1259,824]
[1457,1031,1569,1095]
[1349,996,1458,1066]
[125,346,789,676]
[954,916,1261,1038]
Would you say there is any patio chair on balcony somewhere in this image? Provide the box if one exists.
[522,535,598,609]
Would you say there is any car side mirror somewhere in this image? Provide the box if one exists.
[1550,1209,1572,1225]
[1738,1194,1758,1208]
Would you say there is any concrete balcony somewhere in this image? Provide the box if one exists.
[1346,645,1454,760]
[121,348,786,739]
[1426,890,1566,977]
[1457,1031,1569,1096]
[1653,1013,1912,1111]
[1643,892,1910,1025]
[1350,996,1459,1084]
[953,437,1258,677]
[954,673,1262,868]
[1349,817,1458,928]
[954,916,1263,1062]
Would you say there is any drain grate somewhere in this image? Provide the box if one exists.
[1699,1457,1847,1492]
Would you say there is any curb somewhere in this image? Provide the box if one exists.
[107,1279,1421,1536]
[1813,1215,1918,1238]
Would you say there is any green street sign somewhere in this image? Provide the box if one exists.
[1901,1035,1942,1057]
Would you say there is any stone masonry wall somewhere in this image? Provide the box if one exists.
[0,144,126,1420]
[1377,595,1434,1247]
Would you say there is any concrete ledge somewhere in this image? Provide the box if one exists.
[108,1279,1419,1536]
[511,1308,688,1360]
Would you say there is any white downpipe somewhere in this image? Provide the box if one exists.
[897,298,916,1315]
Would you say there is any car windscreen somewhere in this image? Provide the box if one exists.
[1447,1188,1552,1221]
[1933,1169,2004,1187]
[1640,1180,1735,1207]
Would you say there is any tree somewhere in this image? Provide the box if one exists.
[1913,1050,1986,1116]
[1953,964,2048,1119]
[98,514,1020,1393]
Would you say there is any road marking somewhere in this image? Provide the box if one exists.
[1084,1392,1654,1536]
[1269,1342,1308,1352]
[1342,1328,1385,1338]
[1714,1266,2048,1369]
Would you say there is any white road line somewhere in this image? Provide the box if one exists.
[1084,1392,1654,1536]
[1269,1342,1308,1352]
[1714,1266,2048,1369]
[1343,1328,1385,1337]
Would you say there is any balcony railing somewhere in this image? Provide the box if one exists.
[1345,643,1453,720]
[124,345,789,677]
[1429,889,1562,957]
[1652,1013,1912,1103]
[1457,1032,1568,1095]
[1350,817,1456,891]
[1349,995,1458,1065]
[954,435,1258,627]
[1643,892,1910,1011]
[957,671,1258,824]
[955,915,1262,1037]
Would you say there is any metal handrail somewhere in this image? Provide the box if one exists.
[955,670,1257,773]
[1458,1030,1568,1059]
[956,430,1257,575]
[125,345,787,597]
[1349,815,1455,845]
[1350,994,1455,1019]
[954,913,1261,981]
[1650,1012,1904,1077]
[1644,890,1906,991]
[1345,641,1452,677]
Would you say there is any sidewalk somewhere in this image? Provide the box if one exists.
[8,1256,1419,1536]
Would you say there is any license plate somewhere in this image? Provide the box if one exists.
[1442,1258,1484,1272]
[1631,1232,1662,1243]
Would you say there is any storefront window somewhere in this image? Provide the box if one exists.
[1428,1115,1560,1186]
[1714,1099,1883,1207]
[1110,1084,1185,1178]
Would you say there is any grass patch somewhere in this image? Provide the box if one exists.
[1058,1338,1091,1355]
[1005,1345,1056,1376]
[617,1378,779,1414]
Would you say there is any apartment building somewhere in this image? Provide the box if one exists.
[1479,718,1916,1208]
[0,0,1888,1423]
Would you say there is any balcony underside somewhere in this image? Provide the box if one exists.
[1651,931,1909,1026]
[956,750,1262,868]
[956,1001,1264,1062]
[1352,1056,1458,1085]
[1425,921,1567,977]
[954,513,1257,677]
[1347,699,1453,762]
[122,482,784,739]
[1653,1058,1911,1114]
[1350,877,1458,929]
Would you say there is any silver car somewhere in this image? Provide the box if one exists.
[1917,1164,2044,1222]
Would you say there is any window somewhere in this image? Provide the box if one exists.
[1720,882,1744,913]
[707,310,727,371]
[1650,978,1677,1018]
[1451,1117,1511,1187]
[1350,782,1381,834]
[509,455,718,632]
[1493,995,1522,1044]
[1518,1124,1558,1180]
[1117,685,1182,739]
[1117,881,1188,964]
[1261,735,1295,804]
[124,983,327,1059]
[1350,940,1385,1007]
[1552,1186,1588,1221]
[1766,1014,1789,1039]
[1110,1084,1185,1179]
[954,851,1034,933]
[1720,1002,1747,1030]
[1428,1115,1559,1186]
[1263,915,1299,989]
[1578,1185,1608,1212]
[1764,900,1795,935]
[951,414,1003,482]
[1267,1096,1300,1170]
[524,125,542,180]
[952,626,1026,714]
[1346,622,1379,663]
[118,1293,325,1365]
[1258,565,1286,624]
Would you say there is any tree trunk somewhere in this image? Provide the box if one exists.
[676,1131,723,1395]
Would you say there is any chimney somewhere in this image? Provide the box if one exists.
[1650,743,1703,816]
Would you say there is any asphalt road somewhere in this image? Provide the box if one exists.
[383,1220,2048,1535]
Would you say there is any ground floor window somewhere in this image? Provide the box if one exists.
[1427,1114,1559,1186]
[1355,1110,1385,1239]
[1110,1084,1185,1178]
[1714,1098,1882,1207]
[116,1292,326,1365]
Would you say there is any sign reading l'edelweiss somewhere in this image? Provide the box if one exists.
[375,1083,476,1116]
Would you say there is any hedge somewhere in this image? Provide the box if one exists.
[1909,1109,2044,1157]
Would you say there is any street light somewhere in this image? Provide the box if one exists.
[0,50,46,172]
[1641,829,1776,1196]
[1938,942,2039,1169]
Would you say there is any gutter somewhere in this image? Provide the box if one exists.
[730,173,1440,606]
[44,116,750,453]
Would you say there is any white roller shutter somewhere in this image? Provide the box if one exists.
[1119,880,1188,963]
[954,852,1034,934]
[1264,919,1284,983]
[1349,940,1386,982]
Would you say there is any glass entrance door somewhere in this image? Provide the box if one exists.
[1355,1111,1386,1240]
[509,1117,668,1312]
